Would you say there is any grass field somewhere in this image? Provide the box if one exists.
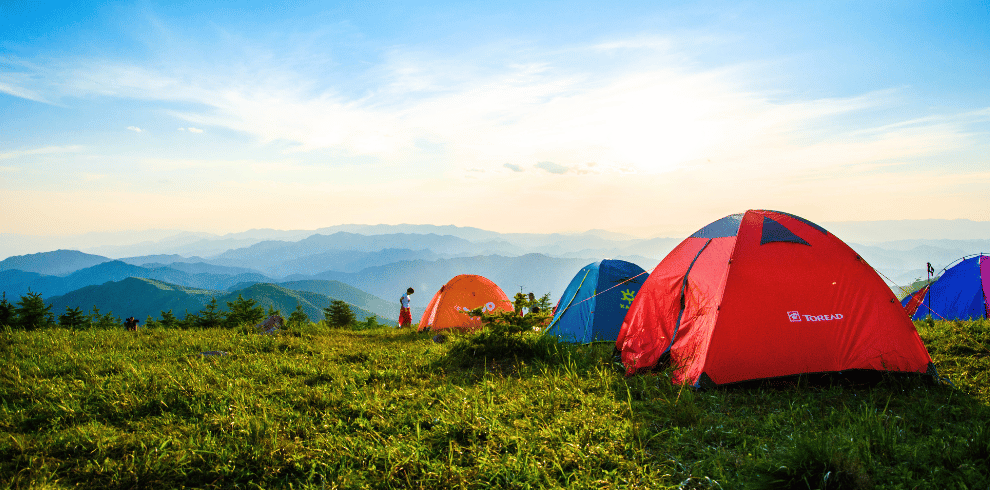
[2,319,988,489]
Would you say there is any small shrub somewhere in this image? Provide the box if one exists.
[354,315,382,330]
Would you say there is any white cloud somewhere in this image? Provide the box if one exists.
[177,127,203,133]
[127,126,143,132]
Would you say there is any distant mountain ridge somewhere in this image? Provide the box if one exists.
[0,259,273,299]
[0,250,111,276]
[4,219,990,260]
[290,253,597,304]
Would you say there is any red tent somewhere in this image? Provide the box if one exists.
[616,210,934,387]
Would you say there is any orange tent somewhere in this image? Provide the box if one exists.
[418,274,513,332]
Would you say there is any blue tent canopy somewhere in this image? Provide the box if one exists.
[545,259,647,343]
[905,254,990,320]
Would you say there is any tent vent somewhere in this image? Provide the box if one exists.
[760,217,810,246]
[768,210,830,235]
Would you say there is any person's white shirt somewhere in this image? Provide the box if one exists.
[400,293,410,309]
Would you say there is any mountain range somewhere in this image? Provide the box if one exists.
[2,223,988,322]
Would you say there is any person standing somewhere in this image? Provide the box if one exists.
[399,287,414,328]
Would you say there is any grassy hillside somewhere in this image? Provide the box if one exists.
[1,318,987,488]
[47,277,218,320]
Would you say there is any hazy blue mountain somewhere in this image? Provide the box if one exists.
[7,219,990,262]
[312,224,503,242]
[277,279,416,321]
[0,250,112,276]
[59,261,152,294]
[81,229,313,258]
[140,261,265,277]
[208,232,526,274]
[847,240,990,289]
[288,253,607,305]
[265,248,442,276]
[0,269,62,300]
[868,239,990,254]
[118,254,209,266]
[823,219,990,244]
[0,260,274,298]
[615,237,683,259]
[46,277,389,325]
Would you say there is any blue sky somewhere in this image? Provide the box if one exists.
[2,1,988,237]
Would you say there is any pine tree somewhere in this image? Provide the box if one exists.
[0,292,14,326]
[91,308,121,330]
[197,297,223,329]
[58,306,88,329]
[288,303,309,327]
[323,300,356,329]
[178,310,200,329]
[225,294,264,328]
[14,290,55,330]
[159,310,177,328]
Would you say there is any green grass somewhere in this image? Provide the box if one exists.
[1,319,988,489]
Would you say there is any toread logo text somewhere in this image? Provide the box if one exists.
[787,311,844,322]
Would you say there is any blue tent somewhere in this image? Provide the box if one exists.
[545,259,647,342]
[903,254,989,320]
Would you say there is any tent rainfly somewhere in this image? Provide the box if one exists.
[617,209,936,388]
[545,259,647,343]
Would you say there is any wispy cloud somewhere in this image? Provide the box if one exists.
[4,13,989,236]
[0,145,83,160]
[535,161,569,174]
[8,28,983,183]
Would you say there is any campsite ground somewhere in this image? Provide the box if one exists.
[1,319,988,489]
